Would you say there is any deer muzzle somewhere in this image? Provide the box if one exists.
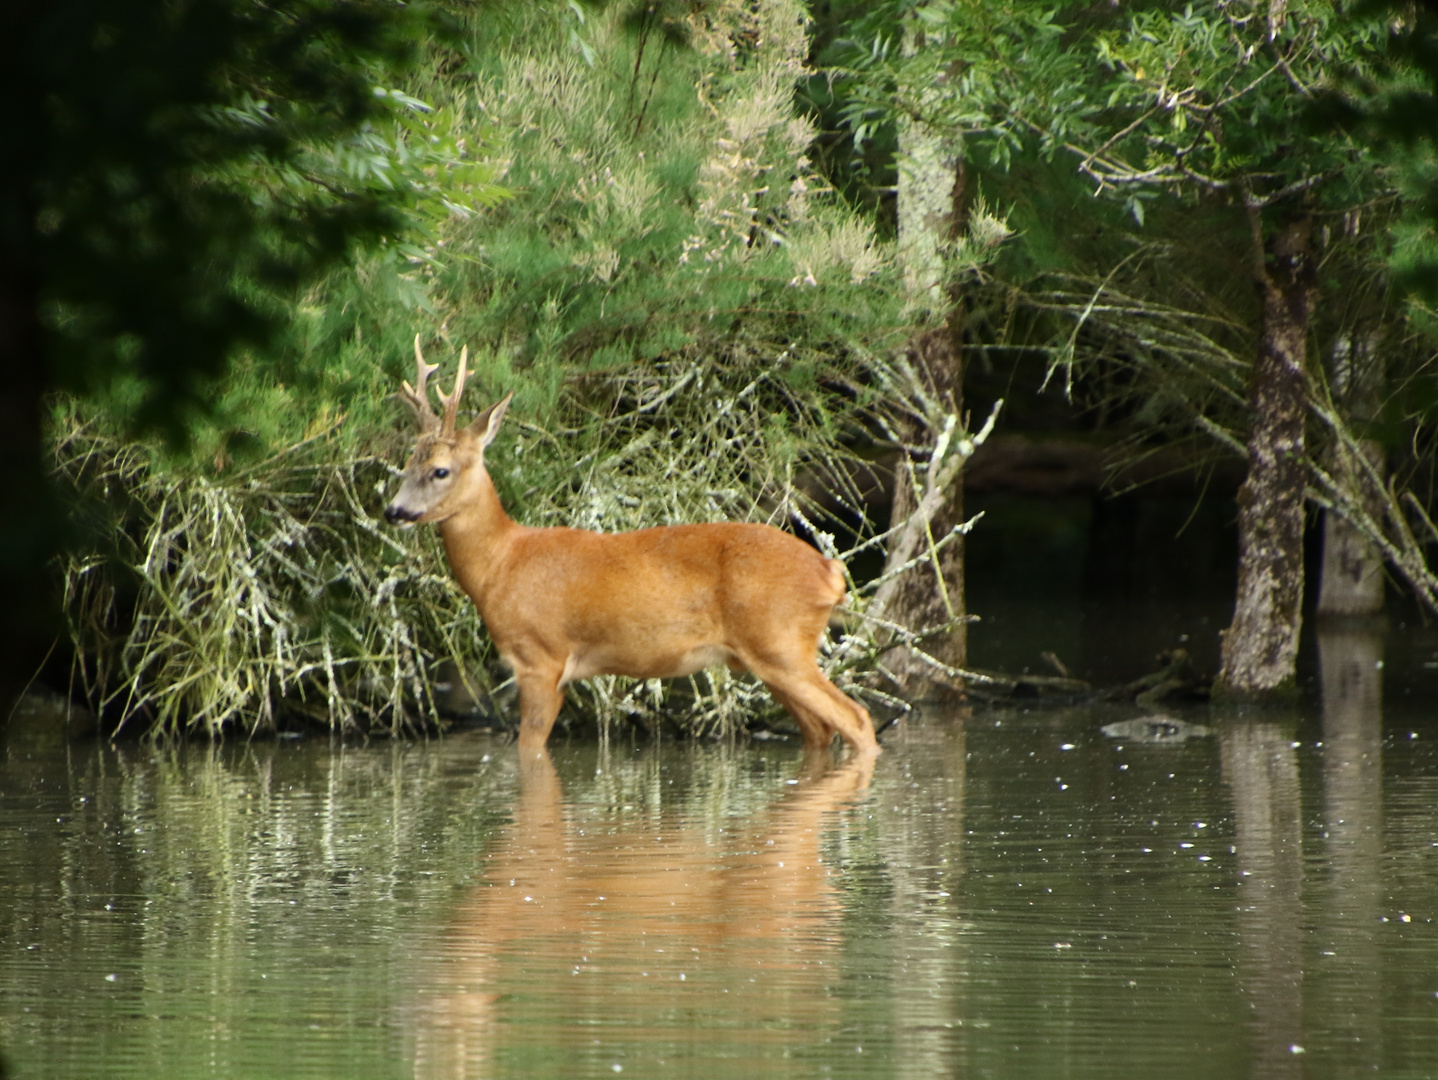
[384,503,421,525]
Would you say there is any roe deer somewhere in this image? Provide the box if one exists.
[383,338,879,758]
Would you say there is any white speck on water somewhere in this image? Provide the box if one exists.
[105,974,117,982]
[1060,744,1076,751]
[1289,1045,1305,1054]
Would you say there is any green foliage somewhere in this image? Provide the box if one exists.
[28,0,505,441]
[1313,1,1438,298]
[821,0,1433,428]
[59,0,925,738]
[832,1,1391,218]
[56,418,486,737]
[815,0,1438,625]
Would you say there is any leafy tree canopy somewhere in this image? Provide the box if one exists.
[14,0,505,439]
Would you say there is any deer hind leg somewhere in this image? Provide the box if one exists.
[806,668,879,756]
[749,658,879,757]
[761,679,836,751]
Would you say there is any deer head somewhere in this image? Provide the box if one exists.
[384,336,511,526]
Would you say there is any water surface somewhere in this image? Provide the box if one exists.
[2,624,1437,1078]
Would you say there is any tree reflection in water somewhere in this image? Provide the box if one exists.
[1317,620,1384,1070]
[1219,619,1386,1079]
[1221,717,1303,1079]
[410,749,874,1078]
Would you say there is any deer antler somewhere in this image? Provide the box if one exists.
[436,345,468,435]
[399,335,442,434]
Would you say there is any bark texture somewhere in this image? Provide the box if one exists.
[1316,446,1386,616]
[1317,337,1385,617]
[1215,217,1313,700]
[876,327,966,691]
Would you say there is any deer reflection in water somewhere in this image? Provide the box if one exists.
[411,749,875,1078]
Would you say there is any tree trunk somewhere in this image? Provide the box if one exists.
[1317,335,1385,618]
[877,16,967,695]
[1215,217,1313,700]
[1317,446,1385,617]
[878,325,966,692]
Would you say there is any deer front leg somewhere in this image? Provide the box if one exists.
[513,665,565,756]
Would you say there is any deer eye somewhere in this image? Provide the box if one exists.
[432,467,450,480]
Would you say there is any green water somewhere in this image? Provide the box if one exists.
[3,627,1437,1079]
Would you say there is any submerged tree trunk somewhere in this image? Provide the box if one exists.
[1215,217,1313,700]
[877,14,967,695]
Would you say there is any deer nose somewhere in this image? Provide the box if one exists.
[384,504,417,524]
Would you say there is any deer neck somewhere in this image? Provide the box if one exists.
[436,465,519,606]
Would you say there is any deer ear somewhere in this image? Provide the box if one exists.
[469,392,512,448]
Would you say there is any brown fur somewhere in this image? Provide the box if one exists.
[385,382,879,758]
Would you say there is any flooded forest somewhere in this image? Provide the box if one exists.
[4,1,1438,1077]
